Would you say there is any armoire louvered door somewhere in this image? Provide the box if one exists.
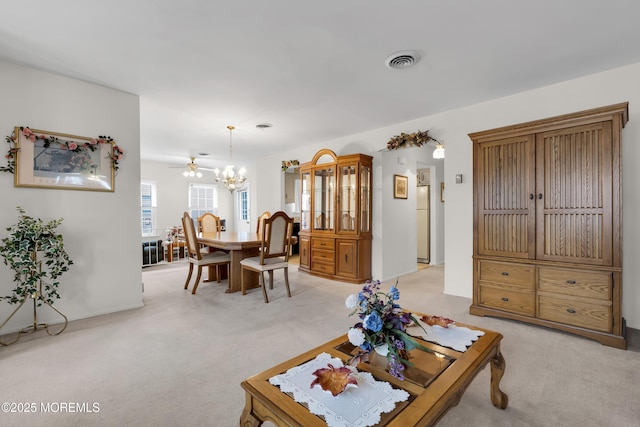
[536,122,613,266]
[476,135,535,259]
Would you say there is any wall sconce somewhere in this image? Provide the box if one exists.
[432,141,445,159]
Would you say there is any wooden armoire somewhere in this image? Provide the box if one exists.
[469,103,628,349]
[297,149,372,283]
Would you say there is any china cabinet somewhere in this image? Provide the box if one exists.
[469,103,628,349]
[298,149,372,283]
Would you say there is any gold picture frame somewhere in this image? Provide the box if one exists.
[14,127,115,192]
[394,174,408,199]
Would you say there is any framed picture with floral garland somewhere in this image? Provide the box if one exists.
[12,127,121,192]
[393,174,408,199]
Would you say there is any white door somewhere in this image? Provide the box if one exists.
[236,186,251,233]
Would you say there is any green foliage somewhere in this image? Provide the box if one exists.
[0,207,73,305]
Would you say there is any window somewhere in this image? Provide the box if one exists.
[238,189,248,221]
[189,183,218,223]
[141,181,157,236]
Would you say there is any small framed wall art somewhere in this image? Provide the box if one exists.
[13,127,117,192]
[393,174,408,199]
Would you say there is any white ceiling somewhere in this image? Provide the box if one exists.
[2,1,640,170]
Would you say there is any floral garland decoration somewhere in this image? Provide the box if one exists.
[281,159,299,171]
[1,126,124,174]
[386,129,436,151]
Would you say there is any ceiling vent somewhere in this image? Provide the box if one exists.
[385,50,420,69]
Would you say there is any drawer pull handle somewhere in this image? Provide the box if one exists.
[344,254,348,263]
[501,272,509,276]
[501,297,509,302]
[529,193,534,200]
[567,308,576,314]
[566,280,576,285]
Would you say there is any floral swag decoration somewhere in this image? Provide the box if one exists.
[386,129,436,151]
[1,126,124,174]
[281,159,299,171]
[345,279,430,380]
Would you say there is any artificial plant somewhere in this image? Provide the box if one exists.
[0,207,73,306]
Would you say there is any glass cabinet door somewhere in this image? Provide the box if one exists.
[300,171,312,231]
[360,164,371,233]
[338,164,357,232]
[313,167,334,231]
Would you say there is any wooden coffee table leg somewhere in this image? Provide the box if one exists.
[239,408,261,427]
[490,347,509,409]
[239,392,261,427]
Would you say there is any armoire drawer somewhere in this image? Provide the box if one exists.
[538,268,611,301]
[538,295,611,332]
[479,285,535,317]
[478,261,535,289]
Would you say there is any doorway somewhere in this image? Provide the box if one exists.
[417,168,430,264]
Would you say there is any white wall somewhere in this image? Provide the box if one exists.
[440,63,640,332]
[140,160,235,235]
[0,61,142,332]
[6,58,636,337]
[256,63,640,330]
[379,146,445,278]
[256,132,448,282]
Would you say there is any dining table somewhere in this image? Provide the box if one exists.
[197,231,262,293]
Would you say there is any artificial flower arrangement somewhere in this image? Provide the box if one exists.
[2,126,124,174]
[166,226,183,242]
[345,279,430,380]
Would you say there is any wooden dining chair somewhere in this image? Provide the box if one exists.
[240,211,294,303]
[256,211,271,236]
[198,212,222,233]
[182,212,231,295]
[197,212,229,277]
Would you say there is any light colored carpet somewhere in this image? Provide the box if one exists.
[1,261,639,426]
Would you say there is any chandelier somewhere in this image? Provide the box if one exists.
[214,125,247,193]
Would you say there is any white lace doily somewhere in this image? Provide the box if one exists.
[407,320,484,352]
[269,352,409,427]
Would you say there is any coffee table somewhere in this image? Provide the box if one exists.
[240,321,507,426]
